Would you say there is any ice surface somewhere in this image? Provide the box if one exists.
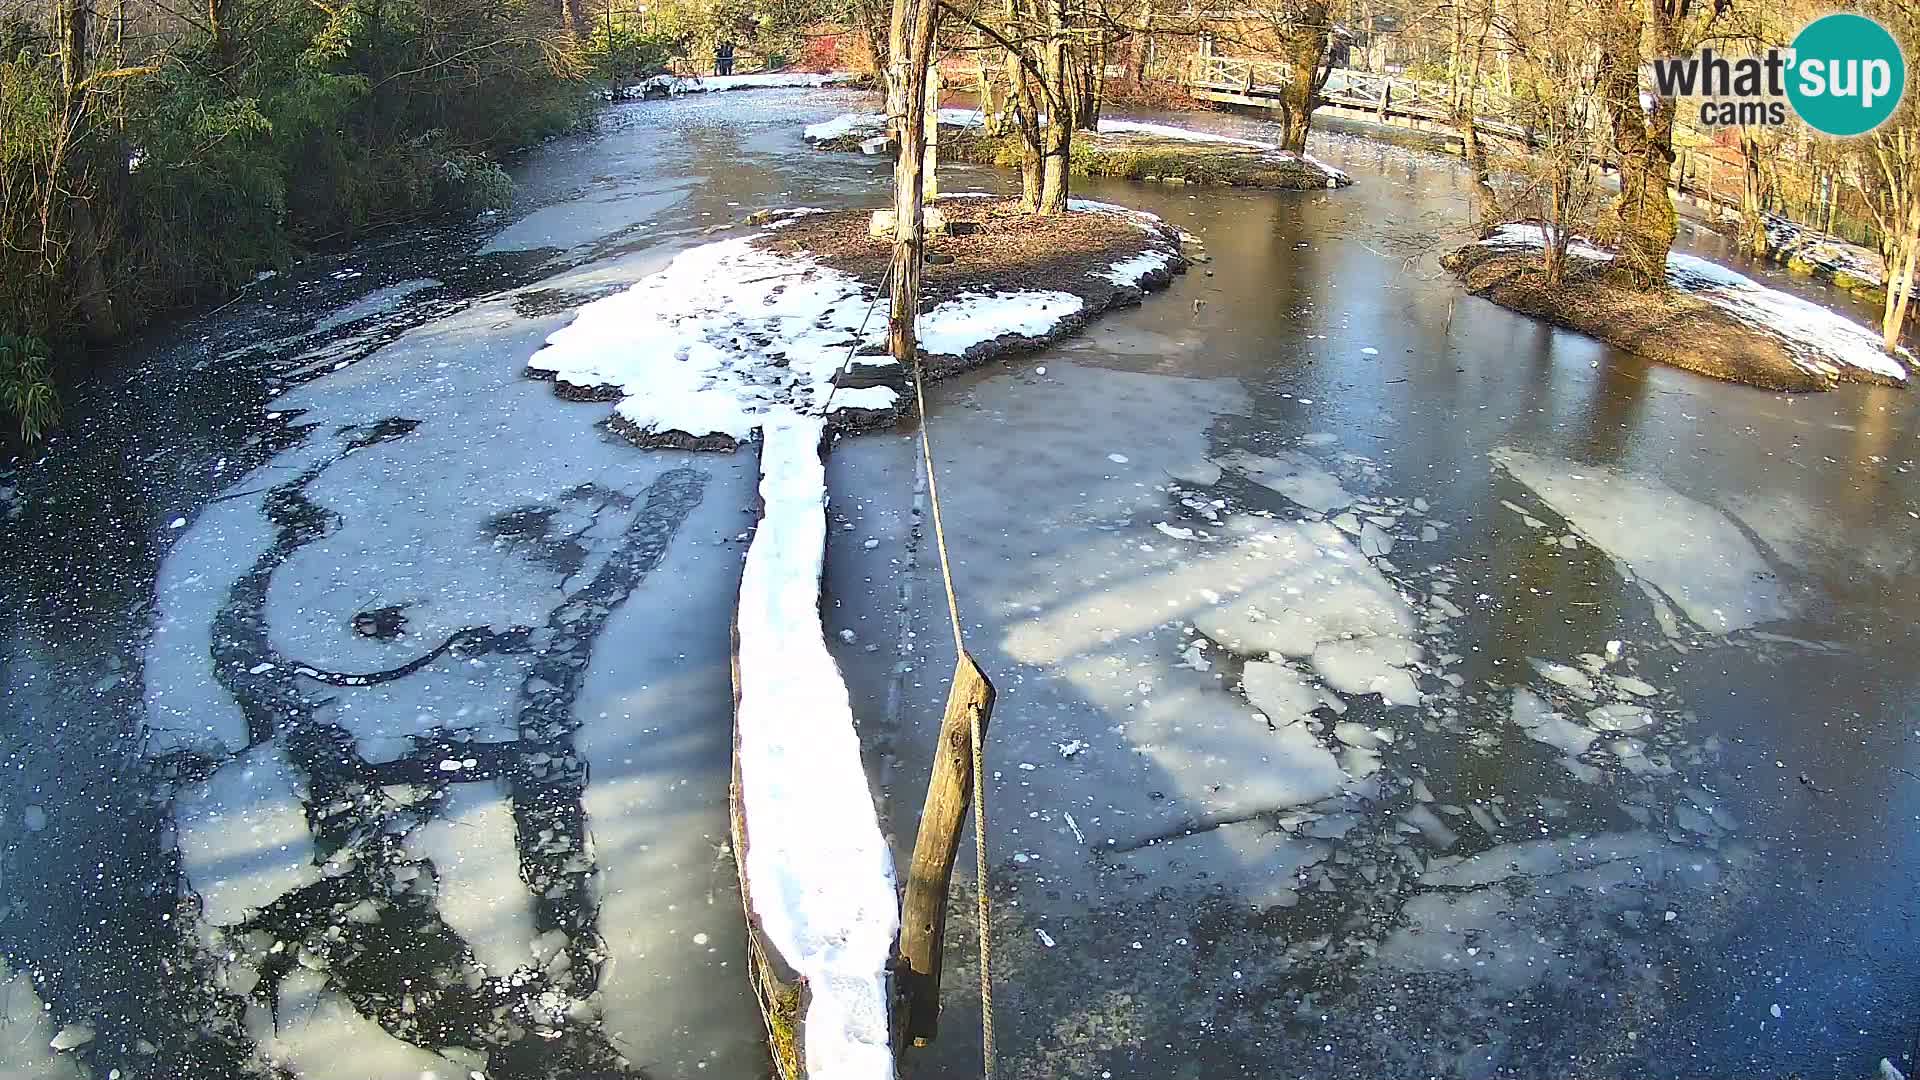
[1189,518,1416,660]
[575,459,768,1075]
[175,743,318,925]
[1379,832,1722,991]
[145,488,281,755]
[1492,447,1791,635]
[734,418,896,1080]
[1214,450,1354,512]
[402,780,537,975]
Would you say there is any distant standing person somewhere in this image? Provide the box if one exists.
[716,41,735,76]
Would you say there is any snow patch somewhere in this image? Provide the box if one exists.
[918,290,1084,357]
[645,71,855,97]
[1481,223,1909,382]
[528,236,893,444]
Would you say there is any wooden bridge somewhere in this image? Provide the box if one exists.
[1186,52,1750,214]
[1188,54,1528,139]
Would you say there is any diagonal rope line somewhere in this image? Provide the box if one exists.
[818,263,896,419]
[910,350,994,1080]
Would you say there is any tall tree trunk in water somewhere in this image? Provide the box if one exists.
[1273,0,1331,153]
[1886,199,1918,352]
[1595,0,1678,288]
[1036,0,1072,214]
[887,0,938,365]
[1736,129,1774,257]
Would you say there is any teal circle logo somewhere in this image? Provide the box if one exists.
[1787,13,1906,136]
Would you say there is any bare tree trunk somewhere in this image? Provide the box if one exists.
[1886,203,1918,352]
[1006,0,1043,210]
[1737,130,1774,257]
[1273,0,1332,153]
[1595,0,1679,288]
[887,0,939,365]
[1036,0,1071,214]
[923,65,940,200]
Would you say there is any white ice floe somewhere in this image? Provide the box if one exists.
[402,780,537,975]
[644,71,855,97]
[175,742,319,925]
[734,418,897,1080]
[1480,222,1910,383]
[1492,447,1791,636]
[0,963,83,1078]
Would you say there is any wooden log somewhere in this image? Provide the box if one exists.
[729,618,812,1080]
[897,649,995,1045]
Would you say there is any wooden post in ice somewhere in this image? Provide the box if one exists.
[899,658,993,1044]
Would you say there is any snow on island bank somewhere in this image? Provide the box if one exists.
[1442,223,1912,392]
[527,197,1190,447]
[803,110,1352,190]
[620,71,859,99]
[524,198,1186,1076]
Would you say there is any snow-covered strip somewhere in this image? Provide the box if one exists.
[1665,252,1908,381]
[734,417,897,1080]
[1479,222,1617,263]
[527,236,895,445]
[1095,117,1273,148]
[1763,213,1886,289]
[645,71,856,96]
[803,109,983,141]
[919,290,1084,356]
[1479,222,1909,383]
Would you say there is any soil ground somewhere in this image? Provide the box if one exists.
[1442,242,1901,392]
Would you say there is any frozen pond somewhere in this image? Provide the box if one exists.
[1,87,1916,1080]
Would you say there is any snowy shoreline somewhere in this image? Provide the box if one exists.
[1449,224,1911,391]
